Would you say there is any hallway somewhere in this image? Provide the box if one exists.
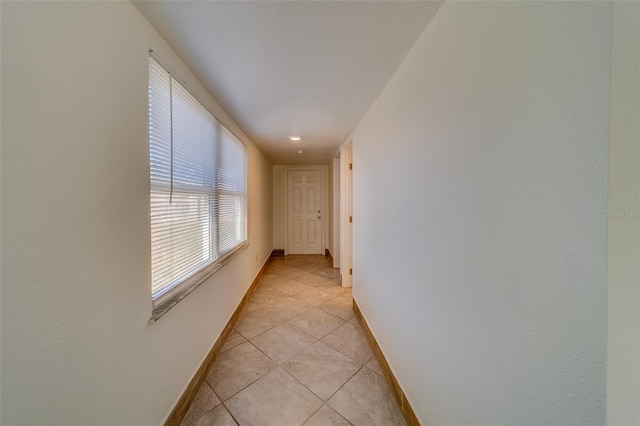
[181,255,404,426]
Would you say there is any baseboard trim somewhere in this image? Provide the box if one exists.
[352,299,421,426]
[164,251,274,426]
[325,248,333,262]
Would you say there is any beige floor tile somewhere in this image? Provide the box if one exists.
[321,322,373,365]
[282,255,314,265]
[252,285,289,299]
[328,368,405,426]
[234,306,284,339]
[294,286,338,307]
[179,256,393,426]
[364,357,383,376]
[191,404,238,426]
[312,268,340,280]
[250,323,316,364]
[226,368,323,426]
[348,317,365,332]
[283,341,360,401]
[244,287,289,312]
[304,255,332,264]
[338,290,352,299]
[258,274,282,286]
[264,279,311,297]
[220,330,247,353]
[289,308,345,339]
[299,262,325,272]
[270,297,315,321]
[310,277,343,289]
[303,405,351,426]
[318,285,347,298]
[265,264,284,272]
[297,272,331,287]
[318,295,354,321]
[206,342,276,401]
[274,267,308,280]
[181,382,221,425]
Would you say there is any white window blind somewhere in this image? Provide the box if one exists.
[149,55,247,306]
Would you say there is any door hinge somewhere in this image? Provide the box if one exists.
[349,163,352,170]
[349,216,352,223]
[349,268,353,275]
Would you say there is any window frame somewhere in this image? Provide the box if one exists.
[148,52,248,322]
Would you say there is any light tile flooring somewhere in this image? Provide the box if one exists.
[182,255,405,426]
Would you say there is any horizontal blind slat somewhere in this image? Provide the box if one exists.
[149,56,247,304]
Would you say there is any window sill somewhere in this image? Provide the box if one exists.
[149,242,249,323]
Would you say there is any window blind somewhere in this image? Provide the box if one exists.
[149,56,247,305]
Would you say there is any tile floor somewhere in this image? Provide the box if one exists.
[181,255,405,426]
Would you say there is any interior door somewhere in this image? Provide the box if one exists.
[288,170,323,254]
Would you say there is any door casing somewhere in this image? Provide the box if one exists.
[283,165,329,256]
[340,141,353,287]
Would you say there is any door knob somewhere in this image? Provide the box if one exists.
[317,216,321,219]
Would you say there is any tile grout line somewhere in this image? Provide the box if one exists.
[318,321,372,366]
[210,339,277,401]
[219,320,320,403]
[182,379,230,425]
[299,405,325,426]
[163,251,274,426]
[221,400,241,426]
[184,256,364,426]
[324,363,368,405]
[247,262,359,423]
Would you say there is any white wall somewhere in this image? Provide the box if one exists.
[273,165,287,249]
[351,2,611,424]
[607,2,640,424]
[0,2,272,424]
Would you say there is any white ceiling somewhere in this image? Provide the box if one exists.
[133,1,442,165]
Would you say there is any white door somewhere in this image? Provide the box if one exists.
[288,170,323,254]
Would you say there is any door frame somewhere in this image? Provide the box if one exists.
[284,165,329,256]
[339,141,353,287]
[332,155,341,268]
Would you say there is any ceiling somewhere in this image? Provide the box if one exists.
[133,1,442,165]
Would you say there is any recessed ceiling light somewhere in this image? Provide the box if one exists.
[289,136,301,141]
[298,150,304,154]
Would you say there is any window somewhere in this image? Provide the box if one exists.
[149,54,247,312]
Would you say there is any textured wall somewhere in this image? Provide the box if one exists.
[1,2,272,424]
[352,2,611,424]
[607,2,640,424]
